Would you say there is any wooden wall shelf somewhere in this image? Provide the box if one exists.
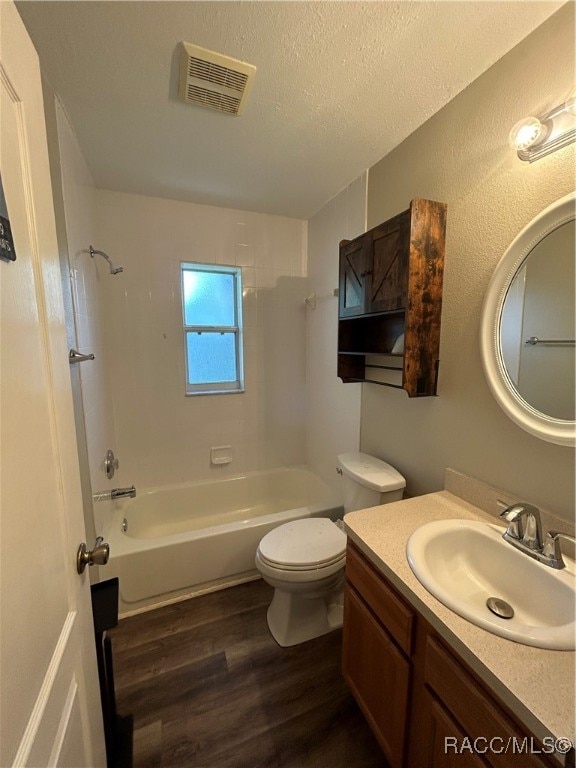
[337,198,447,397]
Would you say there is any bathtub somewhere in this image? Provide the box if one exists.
[104,466,343,615]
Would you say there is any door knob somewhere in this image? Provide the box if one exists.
[77,537,110,574]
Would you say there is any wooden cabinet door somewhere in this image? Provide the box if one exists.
[411,691,489,768]
[342,586,410,768]
[339,234,371,317]
[368,212,410,314]
[422,634,563,768]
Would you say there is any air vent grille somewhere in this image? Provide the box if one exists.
[188,58,249,92]
[186,85,241,115]
[179,42,256,115]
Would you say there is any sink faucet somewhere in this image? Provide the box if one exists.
[500,503,543,551]
[500,503,574,570]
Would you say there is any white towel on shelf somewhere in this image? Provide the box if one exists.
[391,333,405,354]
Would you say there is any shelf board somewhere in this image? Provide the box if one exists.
[339,309,406,322]
[338,351,404,358]
[344,377,405,389]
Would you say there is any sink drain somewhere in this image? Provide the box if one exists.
[486,597,514,619]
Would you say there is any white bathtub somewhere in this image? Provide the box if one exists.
[104,466,343,615]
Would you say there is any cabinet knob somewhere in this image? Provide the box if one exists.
[360,270,372,278]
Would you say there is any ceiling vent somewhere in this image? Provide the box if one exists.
[179,42,256,116]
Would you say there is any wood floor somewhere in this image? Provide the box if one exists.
[109,579,387,768]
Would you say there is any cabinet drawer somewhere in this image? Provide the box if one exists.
[345,543,414,655]
[424,635,560,768]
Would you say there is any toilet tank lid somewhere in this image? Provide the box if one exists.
[337,452,406,492]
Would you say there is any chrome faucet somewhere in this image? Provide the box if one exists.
[93,485,137,502]
[500,503,574,570]
[500,503,543,551]
[542,531,576,570]
[111,485,137,499]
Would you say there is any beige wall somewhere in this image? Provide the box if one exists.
[306,175,366,492]
[363,5,575,521]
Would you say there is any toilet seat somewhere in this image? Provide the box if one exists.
[257,551,346,572]
[257,518,346,570]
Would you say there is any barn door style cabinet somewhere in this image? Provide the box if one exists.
[338,198,447,397]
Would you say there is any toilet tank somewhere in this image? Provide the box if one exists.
[337,452,406,513]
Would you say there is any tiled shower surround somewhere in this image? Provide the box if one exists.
[95,189,308,489]
[56,100,363,538]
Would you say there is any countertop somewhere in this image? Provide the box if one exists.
[343,490,575,755]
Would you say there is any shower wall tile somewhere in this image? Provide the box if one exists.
[235,243,254,267]
[94,189,307,490]
[55,101,119,538]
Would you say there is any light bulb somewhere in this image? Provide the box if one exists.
[509,117,546,151]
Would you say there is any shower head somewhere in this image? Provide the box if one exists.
[88,245,124,275]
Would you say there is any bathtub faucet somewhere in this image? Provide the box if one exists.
[111,485,137,500]
[93,485,137,502]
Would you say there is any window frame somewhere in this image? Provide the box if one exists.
[180,261,245,396]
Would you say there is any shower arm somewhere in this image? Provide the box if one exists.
[89,245,124,275]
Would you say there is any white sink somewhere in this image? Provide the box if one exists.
[406,519,576,650]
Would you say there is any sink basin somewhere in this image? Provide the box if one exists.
[406,519,576,650]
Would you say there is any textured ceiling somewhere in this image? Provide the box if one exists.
[17,1,563,219]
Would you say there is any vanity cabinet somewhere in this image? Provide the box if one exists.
[342,544,414,768]
[343,543,565,768]
[338,198,446,397]
[411,633,562,768]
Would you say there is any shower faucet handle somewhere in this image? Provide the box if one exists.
[104,449,120,479]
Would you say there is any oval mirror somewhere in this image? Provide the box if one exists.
[480,192,575,447]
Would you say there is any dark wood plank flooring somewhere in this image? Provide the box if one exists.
[110,579,387,767]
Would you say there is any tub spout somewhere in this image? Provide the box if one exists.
[111,485,137,500]
[93,485,136,502]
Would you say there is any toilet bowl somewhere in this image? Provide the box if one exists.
[255,518,347,647]
[255,453,406,647]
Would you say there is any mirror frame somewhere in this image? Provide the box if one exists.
[480,191,575,447]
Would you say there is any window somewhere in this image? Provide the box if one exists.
[181,262,244,395]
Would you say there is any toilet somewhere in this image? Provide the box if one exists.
[255,452,406,647]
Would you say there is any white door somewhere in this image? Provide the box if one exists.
[0,3,106,766]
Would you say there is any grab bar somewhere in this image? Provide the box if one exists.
[525,337,575,346]
[69,348,95,364]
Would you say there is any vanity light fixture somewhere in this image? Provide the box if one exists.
[510,99,576,162]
